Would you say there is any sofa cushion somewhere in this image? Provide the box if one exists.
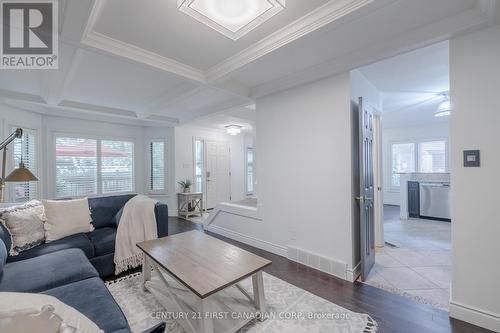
[0,249,98,293]
[43,198,94,242]
[0,239,7,275]
[43,277,129,333]
[0,223,12,254]
[89,253,115,278]
[87,227,116,257]
[0,200,45,255]
[89,195,135,229]
[6,233,95,263]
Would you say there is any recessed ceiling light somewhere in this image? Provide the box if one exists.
[178,0,286,40]
[225,124,242,135]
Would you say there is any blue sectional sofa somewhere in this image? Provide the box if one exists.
[0,194,169,333]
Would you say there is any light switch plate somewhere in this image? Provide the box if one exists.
[463,150,480,167]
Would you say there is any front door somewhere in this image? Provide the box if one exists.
[205,141,230,209]
[358,97,375,281]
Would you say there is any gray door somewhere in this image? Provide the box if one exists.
[358,97,375,281]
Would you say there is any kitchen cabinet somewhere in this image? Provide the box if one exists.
[408,181,420,218]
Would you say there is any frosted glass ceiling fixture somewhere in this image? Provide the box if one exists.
[435,93,452,117]
[225,125,242,135]
[178,0,286,40]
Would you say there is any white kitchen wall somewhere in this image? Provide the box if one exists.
[174,125,247,205]
[208,72,358,280]
[449,24,500,332]
[382,122,450,205]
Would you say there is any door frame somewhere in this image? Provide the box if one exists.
[192,137,232,210]
[373,112,384,248]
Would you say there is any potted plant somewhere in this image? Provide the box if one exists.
[178,179,192,193]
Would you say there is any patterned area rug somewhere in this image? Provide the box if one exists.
[106,272,377,333]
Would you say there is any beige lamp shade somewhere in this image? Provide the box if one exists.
[4,161,38,182]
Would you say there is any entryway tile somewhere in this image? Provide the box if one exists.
[377,267,439,290]
[412,266,451,289]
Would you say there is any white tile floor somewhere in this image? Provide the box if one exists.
[364,206,452,311]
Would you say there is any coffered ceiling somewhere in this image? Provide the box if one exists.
[0,0,497,127]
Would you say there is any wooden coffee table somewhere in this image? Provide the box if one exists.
[137,231,272,333]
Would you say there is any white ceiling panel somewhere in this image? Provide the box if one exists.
[93,0,329,70]
[62,50,197,112]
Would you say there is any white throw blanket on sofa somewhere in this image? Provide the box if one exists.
[114,195,158,275]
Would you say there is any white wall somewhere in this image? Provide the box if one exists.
[209,73,358,280]
[350,69,382,110]
[449,25,500,332]
[382,122,450,205]
[174,125,247,206]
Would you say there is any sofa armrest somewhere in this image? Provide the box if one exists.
[154,203,168,238]
[142,322,166,333]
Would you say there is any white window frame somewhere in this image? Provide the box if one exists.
[52,132,136,198]
[388,138,449,191]
[147,138,167,195]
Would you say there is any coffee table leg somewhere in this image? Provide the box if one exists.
[199,297,214,333]
[142,255,151,291]
[252,271,266,321]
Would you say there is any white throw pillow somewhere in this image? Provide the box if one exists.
[0,292,103,333]
[0,200,46,255]
[43,198,94,242]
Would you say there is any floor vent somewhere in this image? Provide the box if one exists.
[287,246,347,279]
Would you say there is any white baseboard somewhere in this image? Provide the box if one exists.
[207,225,288,257]
[346,262,361,282]
[450,301,500,332]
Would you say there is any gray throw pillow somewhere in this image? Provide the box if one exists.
[0,200,46,256]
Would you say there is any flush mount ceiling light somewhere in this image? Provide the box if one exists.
[225,124,242,135]
[178,0,286,40]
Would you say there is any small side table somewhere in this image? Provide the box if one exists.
[177,192,203,220]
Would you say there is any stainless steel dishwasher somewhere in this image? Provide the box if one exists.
[419,182,451,220]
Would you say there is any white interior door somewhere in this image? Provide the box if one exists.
[205,141,230,209]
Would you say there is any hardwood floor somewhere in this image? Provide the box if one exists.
[168,217,492,333]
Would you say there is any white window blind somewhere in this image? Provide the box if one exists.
[10,127,38,202]
[56,137,97,198]
[419,141,446,173]
[149,141,165,192]
[246,148,254,195]
[102,140,134,194]
[391,143,415,187]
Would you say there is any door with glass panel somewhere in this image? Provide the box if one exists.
[194,139,230,210]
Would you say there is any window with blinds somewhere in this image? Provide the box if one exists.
[55,137,135,198]
[56,137,98,198]
[391,143,415,187]
[419,141,447,173]
[10,127,38,202]
[102,140,134,194]
[149,141,165,192]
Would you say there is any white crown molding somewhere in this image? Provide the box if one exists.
[250,0,497,98]
[81,0,205,83]
[80,0,373,85]
[82,31,206,83]
[205,0,374,82]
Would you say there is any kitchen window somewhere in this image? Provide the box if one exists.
[391,143,415,187]
[391,140,448,188]
[55,136,135,198]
